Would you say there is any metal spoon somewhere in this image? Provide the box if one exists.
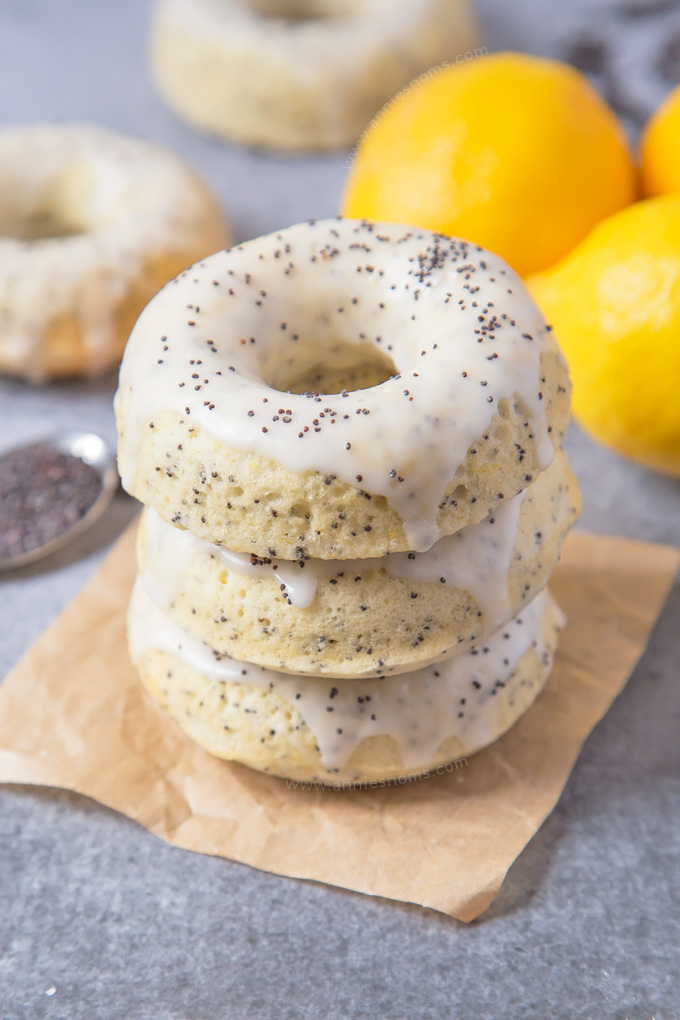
[0,430,119,571]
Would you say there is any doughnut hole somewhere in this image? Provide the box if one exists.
[0,164,91,240]
[249,0,361,20]
[262,338,398,395]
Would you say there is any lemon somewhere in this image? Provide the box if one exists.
[341,52,636,277]
[528,197,680,476]
[641,81,680,197]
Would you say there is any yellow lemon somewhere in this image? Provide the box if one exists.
[341,52,636,277]
[528,197,680,476]
[641,81,680,197]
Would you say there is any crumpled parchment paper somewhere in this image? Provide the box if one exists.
[0,526,677,921]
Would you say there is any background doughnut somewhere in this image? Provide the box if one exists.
[0,123,229,381]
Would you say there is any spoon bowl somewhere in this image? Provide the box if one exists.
[0,430,119,571]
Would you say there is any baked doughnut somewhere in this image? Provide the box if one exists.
[116,219,571,559]
[149,0,480,151]
[128,580,562,785]
[137,449,580,677]
[0,124,228,381]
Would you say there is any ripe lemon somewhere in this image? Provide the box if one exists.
[641,82,680,197]
[528,197,680,476]
[341,52,636,277]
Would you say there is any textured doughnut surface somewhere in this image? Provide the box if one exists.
[150,0,480,150]
[129,581,562,785]
[137,449,580,677]
[0,124,228,381]
[116,219,571,559]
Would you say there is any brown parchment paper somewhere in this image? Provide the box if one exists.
[0,527,678,922]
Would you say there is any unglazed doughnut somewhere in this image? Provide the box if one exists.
[129,580,562,784]
[150,0,480,151]
[116,219,571,559]
[136,449,580,677]
[0,124,228,381]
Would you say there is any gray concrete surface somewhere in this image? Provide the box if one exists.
[1,1,679,1017]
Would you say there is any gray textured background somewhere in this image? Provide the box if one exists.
[1,1,680,1017]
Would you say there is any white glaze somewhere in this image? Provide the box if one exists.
[141,482,523,634]
[128,578,557,770]
[117,219,558,551]
[0,124,225,377]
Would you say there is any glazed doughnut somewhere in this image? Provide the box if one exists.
[136,449,580,677]
[149,0,480,150]
[116,219,571,559]
[0,124,228,381]
[128,580,563,785]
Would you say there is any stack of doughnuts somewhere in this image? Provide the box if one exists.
[116,218,580,786]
